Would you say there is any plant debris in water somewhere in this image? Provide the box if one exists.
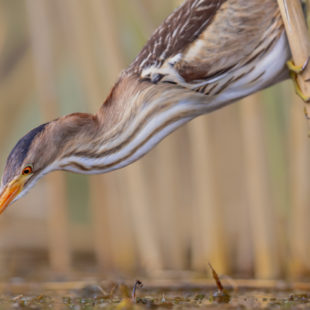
[1,280,310,309]
[208,262,231,303]
[132,280,143,303]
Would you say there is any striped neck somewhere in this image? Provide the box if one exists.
[57,76,207,174]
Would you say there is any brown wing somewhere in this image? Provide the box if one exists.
[128,0,284,93]
[175,0,283,82]
[128,0,227,74]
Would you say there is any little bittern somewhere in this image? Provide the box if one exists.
[0,0,290,212]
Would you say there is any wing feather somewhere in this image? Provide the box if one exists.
[128,0,286,96]
[175,0,283,83]
[128,0,226,74]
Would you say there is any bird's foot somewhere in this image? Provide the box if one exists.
[287,57,310,103]
[304,107,310,120]
[290,72,310,102]
[287,57,309,74]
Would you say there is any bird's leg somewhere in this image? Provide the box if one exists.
[287,57,310,103]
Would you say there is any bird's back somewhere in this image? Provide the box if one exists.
[127,0,289,105]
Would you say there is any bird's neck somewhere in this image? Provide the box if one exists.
[57,75,207,174]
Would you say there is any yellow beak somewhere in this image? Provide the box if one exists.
[0,176,26,214]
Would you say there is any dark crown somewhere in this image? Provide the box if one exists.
[1,123,48,185]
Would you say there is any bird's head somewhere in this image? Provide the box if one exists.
[0,122,56,214]
[0,113,98,214]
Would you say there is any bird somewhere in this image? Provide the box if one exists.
[0,0,290,213]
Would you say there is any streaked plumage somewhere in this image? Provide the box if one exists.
[0,0,290,212]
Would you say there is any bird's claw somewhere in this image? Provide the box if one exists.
[304,107,310,120]
[287,57,310,103]
[290,73,310,102]
[286,57,310,74]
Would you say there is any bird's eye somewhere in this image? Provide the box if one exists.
[22,165,33,176]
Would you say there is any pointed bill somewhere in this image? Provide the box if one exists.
[0,176,26,214]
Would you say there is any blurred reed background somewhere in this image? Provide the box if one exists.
[0,0,309,281]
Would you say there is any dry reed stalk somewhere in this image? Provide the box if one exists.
[0,52,34,145]
[56,0,117,272]
[104,172,138,273]
[239,94,280,279]
[288,93,310,278]
[88,0,125,273]
[97,1,171,273]
[0,8,5,54]
[277,0,310,278]
[277,0,310,116]
[88,175,115,273]
[123,163,164,272]
[25,0,71,273]
[90,0,124,82]
[58,0,102,109]
[131,2,188,269]
[0,7,35,273]
[152,131,188,270]
[173,127,195,269]
[90,0,142,273]
[187,116,228,274]
[171,0,229,273]
[208,106,254,275]
[130,0,189,271]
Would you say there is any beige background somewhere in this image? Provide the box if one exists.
[0,0,309,280]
